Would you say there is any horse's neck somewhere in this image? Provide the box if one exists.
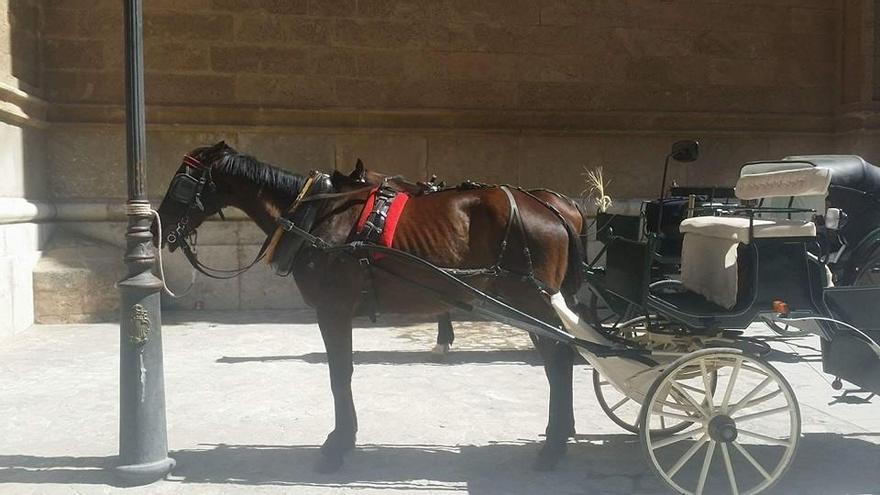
[222,178,294,237]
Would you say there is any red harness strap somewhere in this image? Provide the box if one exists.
[355,188,410,248]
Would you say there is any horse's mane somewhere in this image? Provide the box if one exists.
[214,149,307,201]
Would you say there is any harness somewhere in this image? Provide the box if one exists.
[269,171,335,276]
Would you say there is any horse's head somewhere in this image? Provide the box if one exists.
[152,140,233,250]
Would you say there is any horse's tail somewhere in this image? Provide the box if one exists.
[560,218,584,299]
[522,189,584,298]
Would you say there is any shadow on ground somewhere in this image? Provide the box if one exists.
[217,349,546,366]
[2,433,877,494]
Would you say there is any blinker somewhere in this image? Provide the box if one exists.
[168,173,201,207]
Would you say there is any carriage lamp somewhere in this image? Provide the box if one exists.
[825,208,844,230]
[772,300,790,316]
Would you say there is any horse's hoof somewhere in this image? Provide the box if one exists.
[429,344,450,362]
[315,453,344,473]
[320,431,356,455]
[533,442,567,471]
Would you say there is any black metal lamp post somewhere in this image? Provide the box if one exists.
[113,0,175,484]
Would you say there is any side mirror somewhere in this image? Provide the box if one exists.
[671,140,700,162]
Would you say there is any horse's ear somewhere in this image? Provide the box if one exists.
[349,158,366,183]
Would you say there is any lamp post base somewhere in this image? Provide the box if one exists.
[113,457,176,485]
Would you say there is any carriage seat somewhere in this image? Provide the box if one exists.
[679,216,816,243]
[677,217,815,310]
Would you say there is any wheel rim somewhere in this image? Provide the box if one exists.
[641,350,800,495]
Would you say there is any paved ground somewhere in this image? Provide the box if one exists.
[1,311,878,494]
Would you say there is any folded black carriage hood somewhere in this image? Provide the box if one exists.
[782,155,880,193]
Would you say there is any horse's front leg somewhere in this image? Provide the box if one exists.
[316,308,357,472]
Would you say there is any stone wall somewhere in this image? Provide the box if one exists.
[0,0,51,338]
[5,0,880,327]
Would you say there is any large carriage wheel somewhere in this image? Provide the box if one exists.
[640,349,800,495]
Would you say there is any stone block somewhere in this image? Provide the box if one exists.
[446,0,539,25]
[238,244,308,310]
[445,52,519,81]
[0,257,14,338]
[42,39,104,70]
[236,132,336,173]
[235,16,331,45]
[306,47,357,76]
[357,0,448,20]
[159,244,240,310]
[47,126,126,199]
[144,42,211,72]
[145,73,235,105]
[0,122,25,198]
[144,13,234,42]
[355,50,448,80]
[211,46,308,75]
[234,75,337,107]
[42,69,124,104]
[448,23,519,52]
[539,0,629,27]
[333,19,449,50]
[335,134,427,180]
[211,0,308,15]
[309,0,356,17]
[427,135,522,186]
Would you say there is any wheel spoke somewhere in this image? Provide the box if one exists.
[737,429,792,447]
[651,428,702,449]
[734,405,790,424]
[598,380,610,386]
[695,440,717,495]
[609,396,630,412]
[734,389,783,411]
[654,409,698,422]
[678,382,709,395]
[671,382,709,418]
[667,434,709,477]
[733,441,772,480]
[728,375,774,415]
[660,415,666,429]
[721,443,739,495]
[721,357,742,411]
[700,360,715,413]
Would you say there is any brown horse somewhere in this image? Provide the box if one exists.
[153,141,584,472]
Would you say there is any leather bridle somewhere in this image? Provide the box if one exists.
[163,154,269,279]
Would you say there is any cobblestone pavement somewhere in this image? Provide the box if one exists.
[1,311,877,494]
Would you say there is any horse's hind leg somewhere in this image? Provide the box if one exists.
[316,308,358,472]
[496,286,576,471]
[530,333,576,471]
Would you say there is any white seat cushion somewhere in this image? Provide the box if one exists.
[679,216,816,243]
